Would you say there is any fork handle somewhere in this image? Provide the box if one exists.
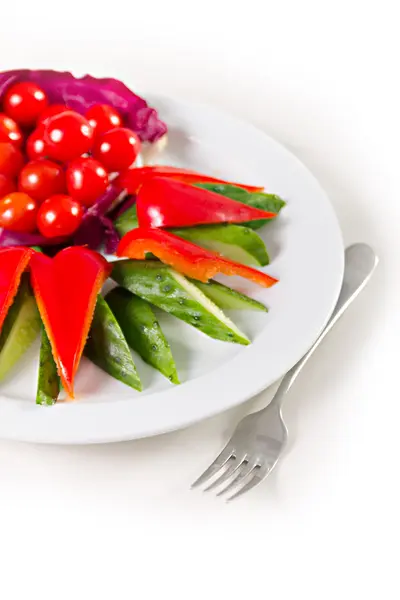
[266,243,378,410]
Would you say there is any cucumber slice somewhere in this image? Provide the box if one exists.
[111,260,250,345]
[172,224,269,266]
[36,328,60,406]
[115,203,139,237]
[195,183,286,229]
[0,275,41,381]
[193,280,268,312]
[85,295,142,391]
[114,184,285,237]
[106,287,179,384]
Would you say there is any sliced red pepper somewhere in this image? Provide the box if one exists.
[30,247,111,398]
[117,165,264,195]
[117,228,278,288]
[136,177,276,229]
[0,247,33,331]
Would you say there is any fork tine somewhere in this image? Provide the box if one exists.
[226,459,279,501]
[216,461,258,497]
[191,447,234,488]
[226,470,265,501]
[204,457,245,492]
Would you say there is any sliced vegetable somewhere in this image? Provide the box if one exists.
[0,246,33,332]
[114,202,138,237]
[36,328,60,405]
[111,260,250,345]
[86,184,124,218]
[174,224,269,266]
[196,183,286,229]
[136,178,276,229]
[117,165,264,194]
[193,280,268,312]
[85,294,142,391]
[0,274,41,381]
[30,247,111,398]
[73,184,123,253]
[117,228,278,288]
[0,70,167,143]
[106,287,179,384]
[74,213,119,254]
[114,204,269,266]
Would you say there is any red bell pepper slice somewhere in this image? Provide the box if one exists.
[136,177,276,229]
[30,247,111,398]
[117,228,278,288]
[0,247,33,332]
[117,165,264,195]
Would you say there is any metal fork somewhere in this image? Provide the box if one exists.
[192,243,378,501]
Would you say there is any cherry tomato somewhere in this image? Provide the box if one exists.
[66,157,108,207]
[3,82,48,128]
[85,104,122,136]
[0,192,38,232]
[92,127,141,172]
[0,175,16,197]
[0,143,24,178]
[26,126,47,160]
[37,104,69,127]
[43,111,94,162]
[0,113,23,147]
[37,194,83,238]
[18,159,66,203]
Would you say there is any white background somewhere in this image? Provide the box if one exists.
[0,1,398,598]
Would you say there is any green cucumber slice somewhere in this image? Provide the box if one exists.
[195,183,286,229]
[0,275,41,381]
[106,287,179,384]
[171,224,269,266]
[111,260,250,345]
[85,295,142,391]
[193,280,268,312]
[36,328,60,406]
[115,203,139,237]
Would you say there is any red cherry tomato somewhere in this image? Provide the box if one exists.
[0,192,38,232]
[0,175,16,197]
[18,159,66,203]
[0,143,24,178]
[85,104,122,136]
[92,127,141,172]
[37,194,83,238]
[3,82,48,128]
[66,157,109,207]
[26,126,47,160]
[0,113,23,147]
[43,111,94,162]
[37,104,69,127]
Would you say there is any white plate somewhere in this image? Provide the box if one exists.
[0,95,343,444]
